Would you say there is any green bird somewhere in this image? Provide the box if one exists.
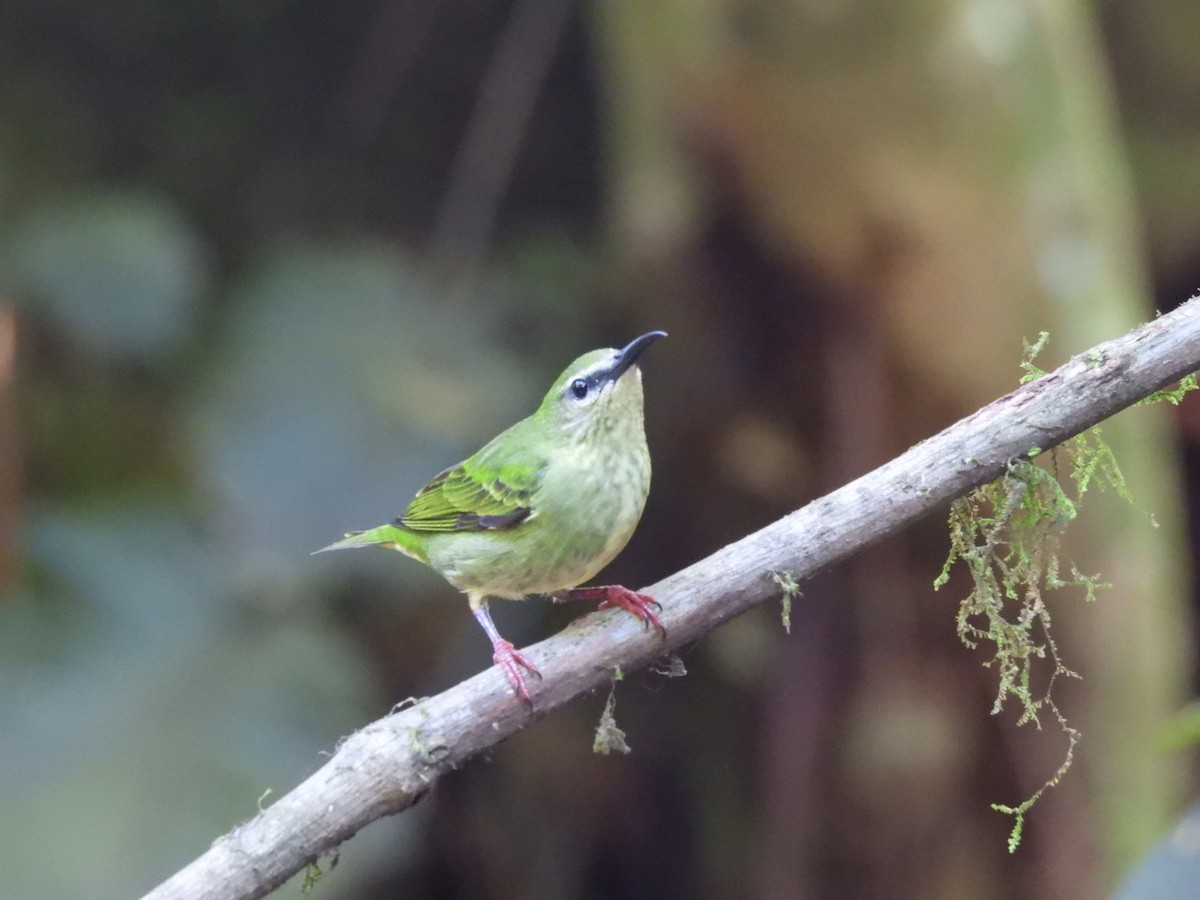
[318,331,667,700]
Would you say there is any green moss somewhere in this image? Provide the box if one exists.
[937,332,1197,851]
[300,852,338,894]
[937,450,1101,850]
[1069,425,1132,502]
[771,570,802,634]
[1018,331,1051,384]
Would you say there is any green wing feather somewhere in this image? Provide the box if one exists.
[398,447,541,533]
[400,423,545,532]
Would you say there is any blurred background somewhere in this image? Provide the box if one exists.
[2,0,1199,897]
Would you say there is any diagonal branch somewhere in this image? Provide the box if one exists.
[142,297,1200,900]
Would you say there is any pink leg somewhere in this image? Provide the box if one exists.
[562,585,667,638]
[472,604,541,701]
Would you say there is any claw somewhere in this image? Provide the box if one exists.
[491,639,542,702]
[473,602,541,704]
[564,585,668,638]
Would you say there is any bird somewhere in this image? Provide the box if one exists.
[317,331,667,701]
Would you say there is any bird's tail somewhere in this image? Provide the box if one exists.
[312,523,415,555]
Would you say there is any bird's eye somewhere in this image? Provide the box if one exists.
[570,379,589,400]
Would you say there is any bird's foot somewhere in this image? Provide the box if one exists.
[562,585,667,638]
[473,604,541,703]
[491,639,541,702]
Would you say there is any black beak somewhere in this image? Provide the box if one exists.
[608,331,667,382]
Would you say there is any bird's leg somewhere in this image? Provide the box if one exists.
[557,586,667,638]
[472,602,541,701]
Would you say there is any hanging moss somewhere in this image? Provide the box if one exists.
[936,332,1196,851]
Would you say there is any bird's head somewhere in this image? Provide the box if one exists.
[538,331,666,440]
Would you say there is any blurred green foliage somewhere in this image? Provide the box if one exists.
[0,500,396,897]
[5,190,206,360]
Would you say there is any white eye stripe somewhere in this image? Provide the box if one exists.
[565,364,613,400]
[568,374,603,399]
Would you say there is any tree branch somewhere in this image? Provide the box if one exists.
[142,297,1200,900]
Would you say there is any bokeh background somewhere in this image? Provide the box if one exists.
[2,1,1200,897]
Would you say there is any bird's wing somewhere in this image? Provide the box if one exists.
[396,447,542,534]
